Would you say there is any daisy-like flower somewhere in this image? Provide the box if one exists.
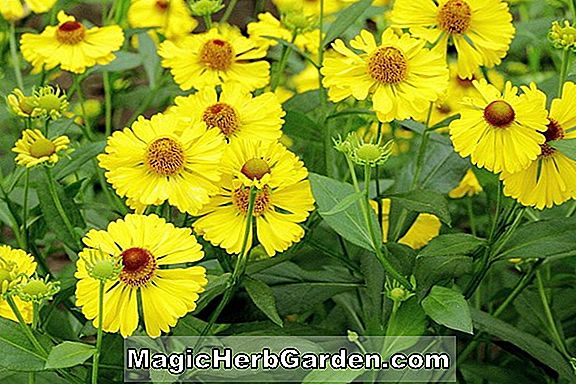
[12,129,70,168]
[32,85,69,120]
[0,245,36,324]
[7,89,38,118]
[128,0,198,40]
[20,11,124,74]
[97,113,225,214]
[194,139,315,257]
[321,29,448,122]
[168,83,285,143]
[158,24,270,91]
[1,0,57,21]
[272,0,349,17]
[448,169,483,198]
[75,214,207,337]
[449,79,549,174]
[501,82,576,209]
[390,0,515,79]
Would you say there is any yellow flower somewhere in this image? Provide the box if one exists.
[159,24,270,91]
[7,89,38,118]
[128,0,198,40]
[75,214,207,337]
[449,80,548,174]
[272,0,349,17]
[20,11,124,74]
[97,113,225,214]
[194,139,315,256]
[321,29,448,122]
[12,129,70,168]
[501,82,576,209]
[390,0,515,79]
[448,169,483,198]
[1,0,57,21]
[0,245,36,324]
[247,12,321,54]
[168,83,285,143]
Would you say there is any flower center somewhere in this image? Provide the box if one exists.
[233,187,271,216]
[483,100,515,128]
[241,158,271,180]
[200,39,234,71]
[29,138,56,158]
[56,21,86,45]
[21,280,49,296]
[202,103,239,136]
[119,247,157,287]
[36,94,62,112]
[356,144,382,162]
[155,0,169,11]
[367,47,408,84]
[145,137,185,176]
[437,0,472,34]
[456,76,475,88]
[540,119,565,157]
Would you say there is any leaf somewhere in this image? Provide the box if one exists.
[422,286,473,334]
[495,216,576,260]
[244,278,284,327]
[389,189,451,225]
[45,342,95,369]
[90,51,143,73]
[53,142,106,180]
[283,111,325,173]
[387,297,427,336]
[323,0,373,45]
[194,273,231,312]
[309,173,380,251]
[415,254,472,297]
[138,32,160,88]
[0,318,50,372]
[550,139,576,161]
[303,366,366,383]
[320,191,364,216]
[471,308,574,381]
[418,234,485,257]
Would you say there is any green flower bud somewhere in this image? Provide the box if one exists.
[189,0,224,17]
[32,85,69,120]
[83,250,122,282]
[548,20,576,52]
[17,277,60,303]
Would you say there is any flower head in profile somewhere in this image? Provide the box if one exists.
[128,0,198,40]
[390,0,515,78]
[321,29,448,122]
[501,82,576,209]
[12,129,70,168]
[1,0,57,21]
[334,132,393,167]
[0,245,37,324]
[20,11,124,74]
[75,214,208,337]
[448,169,483,199]
[98,113,225,214]
[194,139,315,257]
[449,80,549,174]
[7,89,38,118]
[32,85,69,120]
[159,24,270,91]
[168,83,285,143]
[548,20,576,52]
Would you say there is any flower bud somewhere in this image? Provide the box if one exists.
[189,0,224,17]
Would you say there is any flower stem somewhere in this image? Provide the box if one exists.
[411,103,433,190]
[203,15,212,29]
[467,196,477,236]
[74,76,95,141]
[270,34,296,91]
[92,280,105,384]
[558,48,570,97]
[21,168,30,250]
[6,295,46,355]
[220,0,239,24]
[536,270,570,358]
[9,22,24,90]
[103,72,113,138]
[45,167,79,249]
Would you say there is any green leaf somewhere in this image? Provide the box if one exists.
[387,297,427,336]
[303,366,366,383]
[138,32,160,89]
[320,191,364,216]
[550,139,576,160]
[309,173,380,252]
[194,273,231,312]
[244,278,283,327]
[90,51,143,73]
[323,0,373,45]
[45,342,95,369]
[53,142,105,180]
[495,216,576,260]
[283,111,325,173]
[419,234,485,257]
[422,286,473,334]
[471,308,574,381]
[389,189,451,225]
[0,318,49,372]
[415,254,472,297]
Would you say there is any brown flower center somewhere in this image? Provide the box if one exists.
[233,187,271,216]
[200,39,234,71]
[437,0,472,34]
[540,118,565,157]
[367,47,408,84]
[29,138,56,158]
[241,158,271,180]
[56,21,86,45]
[456,75,475,88]
[145,137,185,176]
[202,103,239,136]
[119,247,157,287]
[483,100,515,128]
[155,0,169,11]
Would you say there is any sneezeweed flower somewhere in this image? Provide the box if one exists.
[548,20,576,51]
[98,113,225,214]
[390,0,515,79]
[128,0,198,41]
[16,276,60,304]
[168,83,285,143]
[7,89,39,118]
[448,169,483,198]
[0,0,57,21]
[20,11,124,74]
[75,214,208,337]
[32,85,69,120]
[501,82,576,209]
[449,80,549,174]
[158,24,270,91]
[12,129,70,168]
[321,29,448,122]
[334,132,393,167]
[272,0,349,17]
[0,245,36,323]
[356,122,413,155]
[194,139,315,257]
[189,0,225,17]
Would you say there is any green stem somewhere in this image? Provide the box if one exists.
[270,34,296,91]
[9,22,24,90]
[558,48,570,97]
[467,196,477,236]
[220,0,239,24]
[6,296,46,355]
[21,168,30,250]
[92,280,105,384]
[45,168,78,248]
[74,76,95,141]
[203,15,212,29]
[411,103,433,190]
[103,72,113,137]
[536,270,570,357]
